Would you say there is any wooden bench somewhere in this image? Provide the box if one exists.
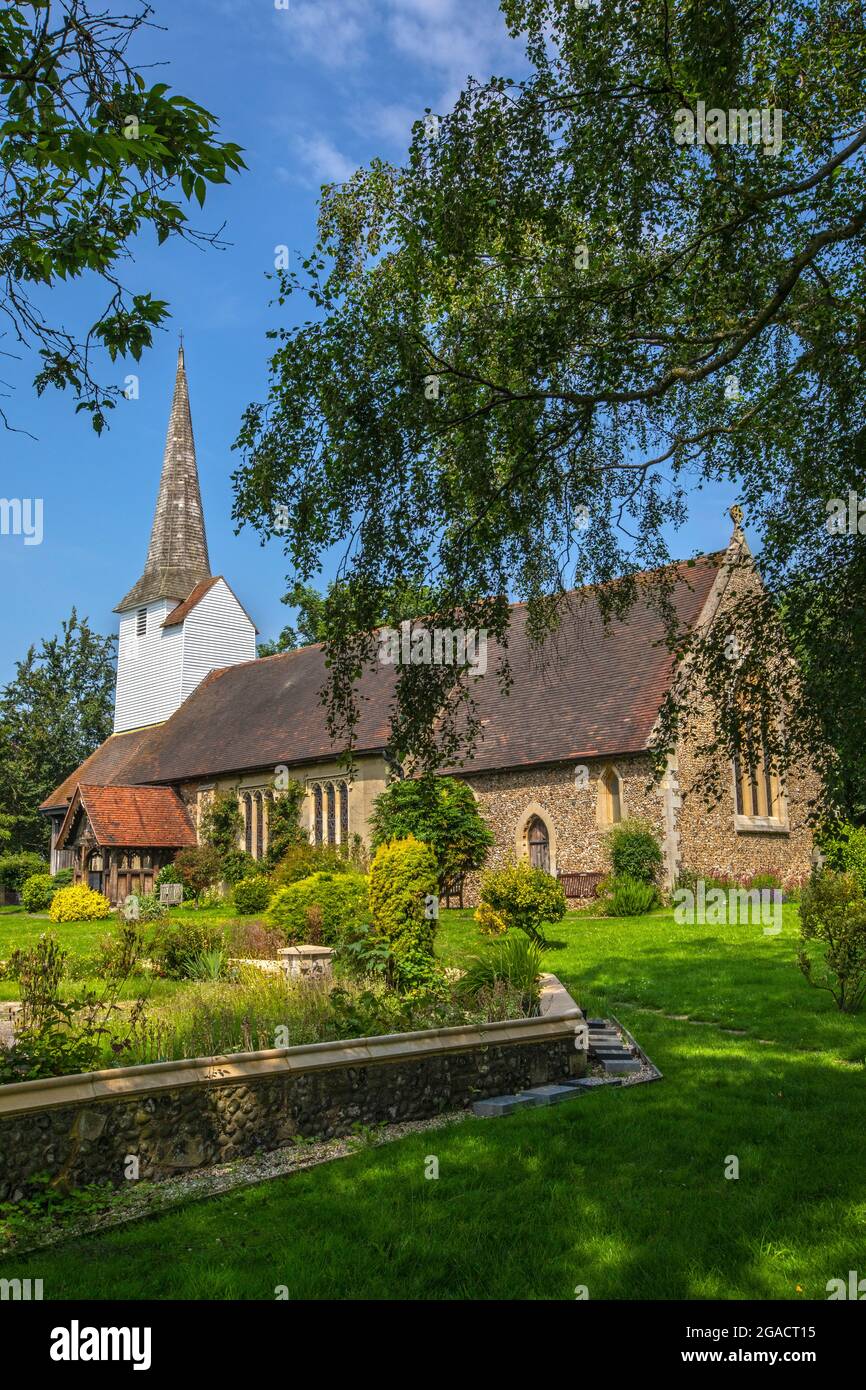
[557,871,606,900]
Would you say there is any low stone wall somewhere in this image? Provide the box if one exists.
[0,977,585,1197]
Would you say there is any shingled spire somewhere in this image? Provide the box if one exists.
[115,343,211,611]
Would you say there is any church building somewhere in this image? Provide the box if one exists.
[41,348,818,902]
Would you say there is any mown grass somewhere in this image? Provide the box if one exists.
[2,903,865,1298]
[0,902,239,1004]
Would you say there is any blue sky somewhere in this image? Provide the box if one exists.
[0,0,738,685]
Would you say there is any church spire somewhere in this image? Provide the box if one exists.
[115,342,211,611]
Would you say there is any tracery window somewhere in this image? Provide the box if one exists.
[733,747,782,820]
[313,784,323,846]
[326,783,336,845]
[242,793,253,854]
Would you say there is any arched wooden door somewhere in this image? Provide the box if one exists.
[527,816,550,873]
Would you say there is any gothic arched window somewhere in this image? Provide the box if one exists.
[326,783,336,845]
[339,782,349,845]
[313,784,323,846]
[598,766,623,826]
[243,794,253,854]
[255,792,264,860]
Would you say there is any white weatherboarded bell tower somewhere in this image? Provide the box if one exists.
[113,344,257,733]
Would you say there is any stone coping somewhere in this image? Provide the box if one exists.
[277,945,334,958]
[0,974,581,1119]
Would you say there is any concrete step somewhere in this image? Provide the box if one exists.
[519,1084,583,1106]
[472,1082,585,1117]
[472,1093,539,1118]
[600,1058,643,1074]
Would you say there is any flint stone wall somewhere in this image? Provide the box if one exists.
[0,978,583,1196]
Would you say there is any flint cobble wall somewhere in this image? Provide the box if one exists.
[0,1034,583,1197]
[462,755,664,903]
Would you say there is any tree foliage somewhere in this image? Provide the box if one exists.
[257,579,439,655]
[173,845,223,905]
[799,869,866,1012]
[265,783,307,867]
[233,0,866,809]
[369,776,493,891]
[0,609,115,852]
[0,0,245,430]
[199,791,242,858]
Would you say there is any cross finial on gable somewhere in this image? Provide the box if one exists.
[729,504,744,533]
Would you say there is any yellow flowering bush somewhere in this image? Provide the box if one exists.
[49,884,112,923]
[474,900,508,938]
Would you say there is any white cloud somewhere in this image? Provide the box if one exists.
[290,134,359,186]
[279,0,516,91]
[386,0,512,87]
[279,0,373,70]
[354,101,418,147]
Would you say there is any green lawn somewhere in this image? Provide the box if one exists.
[2,902,865,1299]
[0,902,236,1003]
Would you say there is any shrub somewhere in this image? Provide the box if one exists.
[601,874,660,917]
[369,776,494,891]
[265,783,307,867]
[368,836,440,990]
[606,820,663,884]
[233,876,273,915]
[155,862,193,903]
[270,843,354,887]
[475,900,508,937]
[748,872,782,892]
[199,791,243,858]
[20,873,57,913]
[98,922,145,980]
[173,845,223,904]
[6,933,66,1029]
[818,822,866,896]
[49,884,112,923]
[266,871,369,945]
[224,919,286,959]
[116,890,166,925]
[0,851,47,894]
[148,919,225,979]
[459,935,545,1014]
[475,861,566,945]
[220,849,262,886]
[52,867,74,889]
[798,869,866,1013]
[303,904,324,944]
[179,948,227,982]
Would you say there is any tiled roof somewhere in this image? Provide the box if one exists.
[43,552,727,805]
[441,555,724,774]
[41,727,157,812]
[57,784,197,850]
[161,576,220,627]
[160,576,258,632]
